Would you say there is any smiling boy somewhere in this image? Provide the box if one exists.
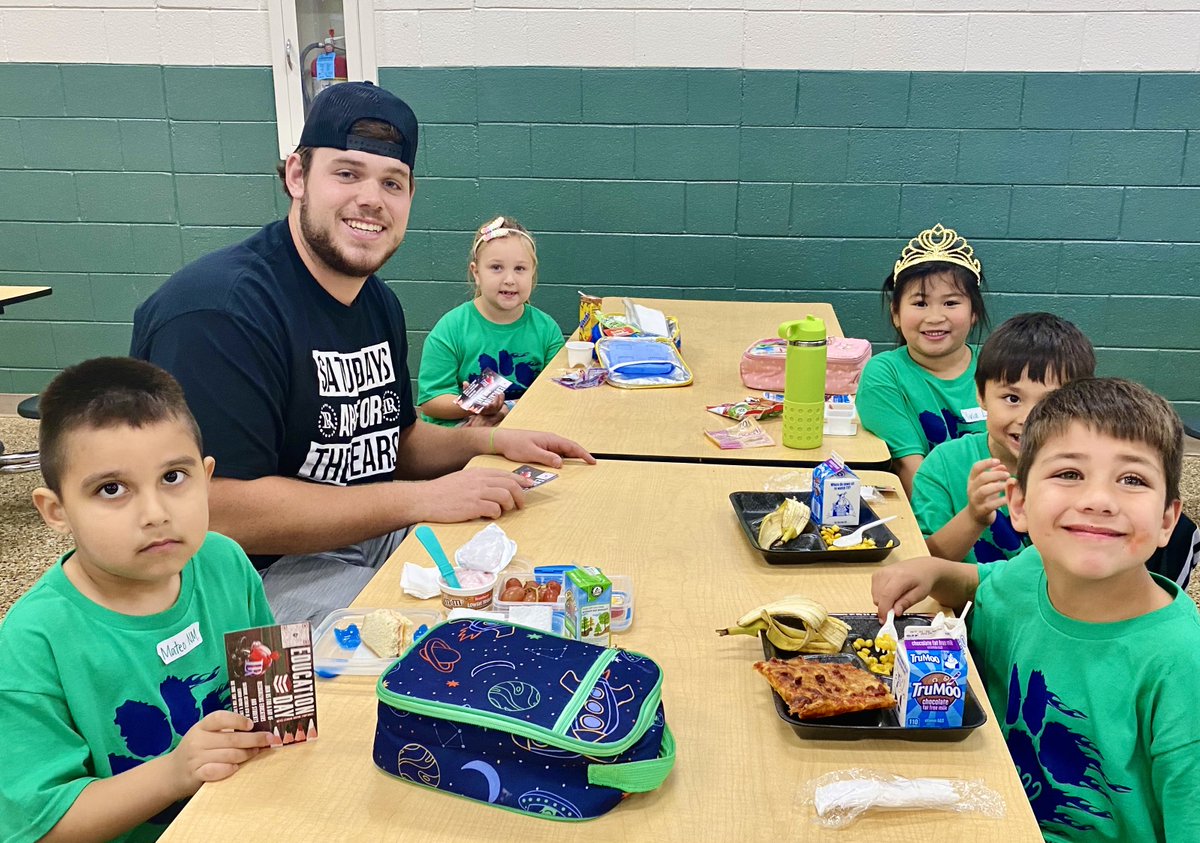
[874,378,1200,841]
[0,358,274,843]
[913,313,1095,564]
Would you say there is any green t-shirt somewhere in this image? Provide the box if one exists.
[417,300,565,426]
[857,346,986,460]
[970,548,1200,842]
[911,432,1028,564]
[0,532,274,843]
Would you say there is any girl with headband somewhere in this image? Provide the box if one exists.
[418,216,565,427]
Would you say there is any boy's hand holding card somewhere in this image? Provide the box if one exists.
[224,622,318,747]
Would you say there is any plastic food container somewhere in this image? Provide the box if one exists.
[492,567,567,635]
[610,574,635,633]
[312,607,442,677]
[439,569,496,611]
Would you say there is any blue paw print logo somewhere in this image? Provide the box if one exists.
[479,351,539,399]
[1005,666,1129,833]
[918,408,970,448]
[974,510,1027,564]
[108,670,228,823]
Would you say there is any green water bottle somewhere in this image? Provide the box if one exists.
[780,316,826,450]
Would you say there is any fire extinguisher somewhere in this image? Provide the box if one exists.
[302,29,347,111]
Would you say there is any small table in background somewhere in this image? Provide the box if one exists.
[0,285,52,458]
[0,285,51,315]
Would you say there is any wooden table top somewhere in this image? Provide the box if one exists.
[0,285,51,311]
[162,458,1037,842]
[502,297,890,467]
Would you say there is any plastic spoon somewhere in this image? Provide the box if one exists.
[832,515,897,548]
[415,525,460,588]
[877,608,898,692]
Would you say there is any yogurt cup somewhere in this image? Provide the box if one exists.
[439,568,496,611]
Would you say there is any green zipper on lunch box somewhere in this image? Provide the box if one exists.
[376,623,663,756]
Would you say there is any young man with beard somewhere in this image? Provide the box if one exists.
[132,83,592,625]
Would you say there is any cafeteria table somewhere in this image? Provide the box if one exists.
[160,458,1038,842]
[502,297,890,467]
[0,285,51,314]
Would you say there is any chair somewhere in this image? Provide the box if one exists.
[0,395,40,474]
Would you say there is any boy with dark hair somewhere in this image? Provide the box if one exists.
[913,312,1095,564]
[874,377,1200,841]
[0,357,273,843]
[913,312,1196,584]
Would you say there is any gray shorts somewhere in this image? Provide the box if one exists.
[261,528,408,627]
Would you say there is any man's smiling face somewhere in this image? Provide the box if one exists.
[291,147,414,280]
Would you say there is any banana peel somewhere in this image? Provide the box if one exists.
[717,595,850,654]
[756,497,812,549]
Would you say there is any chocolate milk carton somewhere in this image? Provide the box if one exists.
[894,634,967,729]
[810,451,861,527]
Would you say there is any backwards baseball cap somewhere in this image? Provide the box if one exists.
[297,81,419,170]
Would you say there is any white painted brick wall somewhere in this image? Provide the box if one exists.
[0,0,1197,69]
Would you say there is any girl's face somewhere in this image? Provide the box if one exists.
[891,271,977,362]
[471,235,536,324]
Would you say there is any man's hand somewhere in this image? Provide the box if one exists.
[871,557,978,622]
[166,711,270,799]
[966,458,1010,527]
[492,428,596,469]
[416,468,534,521]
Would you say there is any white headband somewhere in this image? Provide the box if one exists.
[471,216,537,258]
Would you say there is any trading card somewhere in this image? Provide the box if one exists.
[513,465,558,487]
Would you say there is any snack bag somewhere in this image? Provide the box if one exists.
[706,395,784,421]
[578,290,603,338]
[810,452,861,526]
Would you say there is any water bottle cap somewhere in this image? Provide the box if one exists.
[778,315,826,343]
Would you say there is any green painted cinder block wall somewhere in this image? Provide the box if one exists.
[0,64,1198,411]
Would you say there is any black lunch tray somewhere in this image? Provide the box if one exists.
[760,613,987,741]
[730,491,901,564]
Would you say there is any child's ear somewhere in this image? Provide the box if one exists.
[31,487,71,536]
[203,456,215,482]
[1005,477,1027,533]
[1158,499,1182,548]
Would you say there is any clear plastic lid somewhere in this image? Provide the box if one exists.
[312,607,442,677]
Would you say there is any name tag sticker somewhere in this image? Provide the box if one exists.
[157,622,203,665]
[962,407,987,423]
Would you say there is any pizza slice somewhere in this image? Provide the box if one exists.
[753,657,896,719]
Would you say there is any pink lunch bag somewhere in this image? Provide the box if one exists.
[739,336,872,395]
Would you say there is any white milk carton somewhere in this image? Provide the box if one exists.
[810,451,861,527]
[893,631,968,729]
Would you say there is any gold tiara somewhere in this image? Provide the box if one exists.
[892,223,981,283]
[471,216,536,258]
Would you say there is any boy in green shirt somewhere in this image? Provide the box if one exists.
[0,358,274,843]
[874,378,1200,842]
[912,313,1095,564]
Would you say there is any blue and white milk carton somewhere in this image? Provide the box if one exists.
[893,633,967,729]
[810,451,861,527]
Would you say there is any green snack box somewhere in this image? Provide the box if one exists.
[564,566,612,647]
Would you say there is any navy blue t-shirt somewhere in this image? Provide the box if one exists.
[132,220,416,558]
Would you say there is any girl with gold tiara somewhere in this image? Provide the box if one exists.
[857,224,991,496]
[418,216,564,427]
